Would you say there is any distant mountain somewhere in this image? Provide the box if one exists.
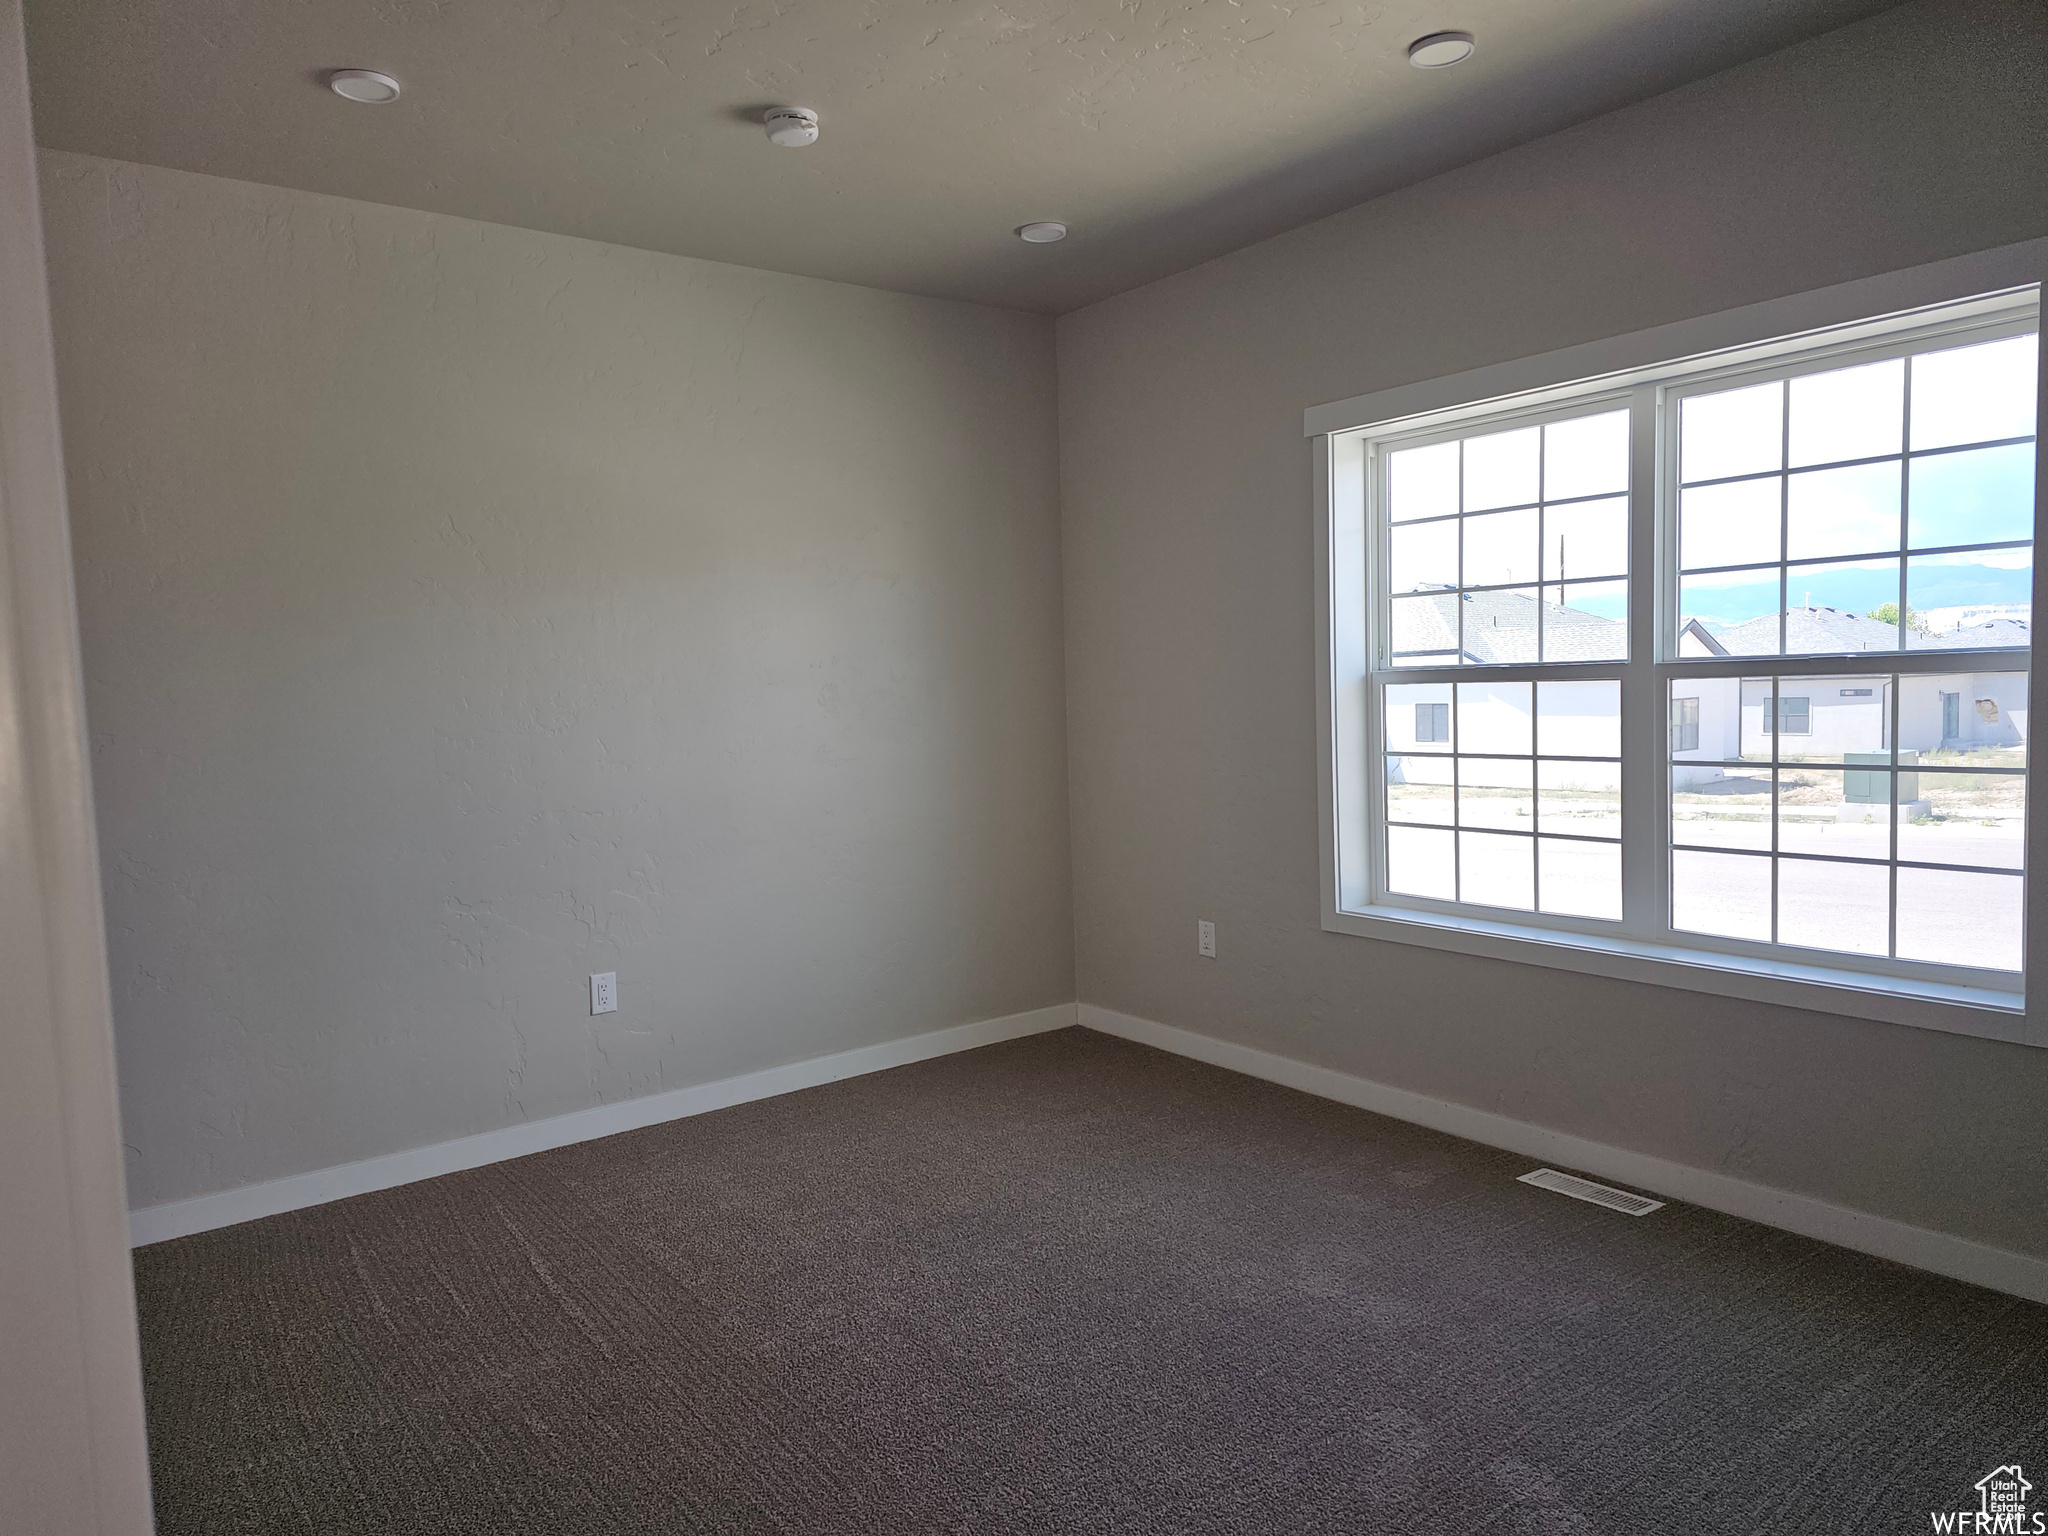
[1686,561,2030,631]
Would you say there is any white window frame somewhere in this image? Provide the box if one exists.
[1309,241,2048,1046]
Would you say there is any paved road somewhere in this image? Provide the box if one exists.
[1388,818,2021,972]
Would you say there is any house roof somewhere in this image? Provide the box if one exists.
[1943,617,2032,648]
[1703,606,2031,656]
[1392,587,1623,665]
[1712,606,1899,654]
[1403,598,2030,668]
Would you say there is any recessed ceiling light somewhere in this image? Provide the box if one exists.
[1407,31,1476,69]
[1017,222,1068,244]
[764,107,820,148]
[328,68,401,104]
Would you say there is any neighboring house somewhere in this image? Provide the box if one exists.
[1922,602,2030,634]
[1388,594,2029,796]
[1679,606,2031,661]
[1387,589,1621,793]
[1671,608,2028,786]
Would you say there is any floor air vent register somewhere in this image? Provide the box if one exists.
[1517,1168,1665,1216]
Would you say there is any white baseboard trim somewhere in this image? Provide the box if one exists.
[1078,1003,2048,1305]
[129,1002,1077,1247]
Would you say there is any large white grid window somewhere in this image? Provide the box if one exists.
[1317,283,2040,1034]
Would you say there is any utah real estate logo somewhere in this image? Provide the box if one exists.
[1931,1466,2043,1534]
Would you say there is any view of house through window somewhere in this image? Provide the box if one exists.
[1355,302,2036,991]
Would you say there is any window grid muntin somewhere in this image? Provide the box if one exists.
[1357,295,2036,994]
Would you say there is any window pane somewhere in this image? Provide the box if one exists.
[1390,440,1459,522]
[1539,838,1620,920]
[1390,518,1460,594]
[1671,696,1700,753]
[1906,442,2035,551]
[1457,680,1531,755]
[1906,672,2027,766]
[1458,757,1533,829]
[1788,356,1903,468]
[1463,426,1540,511]
[1387,825,1456,900]
[1909,334,2038,453]
[1386,757,1455,826]
[1543,496,1627,581]
[1672,766,1771,850]
[1784,461,1901,561]
[1680,478,1781,571]
[1390,594,1459,665]
[1537,678,1619,757]
[1904,549,2032,648]
[1783,560,1900,653]
[1679,569,1779,655]
[1895,867,2022,971]
[1674,700,1701,753]
[1672,850,1771,940]
[1385,683,1455,751]
[1903,772,2023,870]
[1458,830,1534,910]
[1778,768,1889,858]
[1542,410,1629,501]
[1545,583,1627,661]
[1538,760,1619,838]
[1682,380,1783,484]
[1772,694,1812,738]
[1463,507,1539,586]
[1778,858,1889,957]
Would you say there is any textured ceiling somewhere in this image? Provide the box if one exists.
[26,0,1900,313]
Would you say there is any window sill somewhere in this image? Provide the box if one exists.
[1324,904,2033,1045]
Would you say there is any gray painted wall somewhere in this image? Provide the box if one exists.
[1055,0,2048,1257]
[43,152,1074,1208]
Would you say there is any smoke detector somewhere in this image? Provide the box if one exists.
[1407,31,1476,68]
[1016,222,1068,244]
[327,69,402,103]
[764,107,819,148]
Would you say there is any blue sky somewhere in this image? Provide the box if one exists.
[1676,442,2034,628]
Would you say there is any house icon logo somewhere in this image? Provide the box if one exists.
[1980,1467,2032,1516]
[1931,1464,2042,1533]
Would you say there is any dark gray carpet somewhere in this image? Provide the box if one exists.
[135,1027,2048,1535]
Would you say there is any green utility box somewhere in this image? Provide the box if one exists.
[1844,750,1917,804]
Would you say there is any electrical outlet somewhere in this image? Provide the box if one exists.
[590,972,617,1015]
[1197,920,1216,958]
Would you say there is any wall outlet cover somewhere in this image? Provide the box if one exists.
[1197,920,1216,958]
[591,972,618,1015]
